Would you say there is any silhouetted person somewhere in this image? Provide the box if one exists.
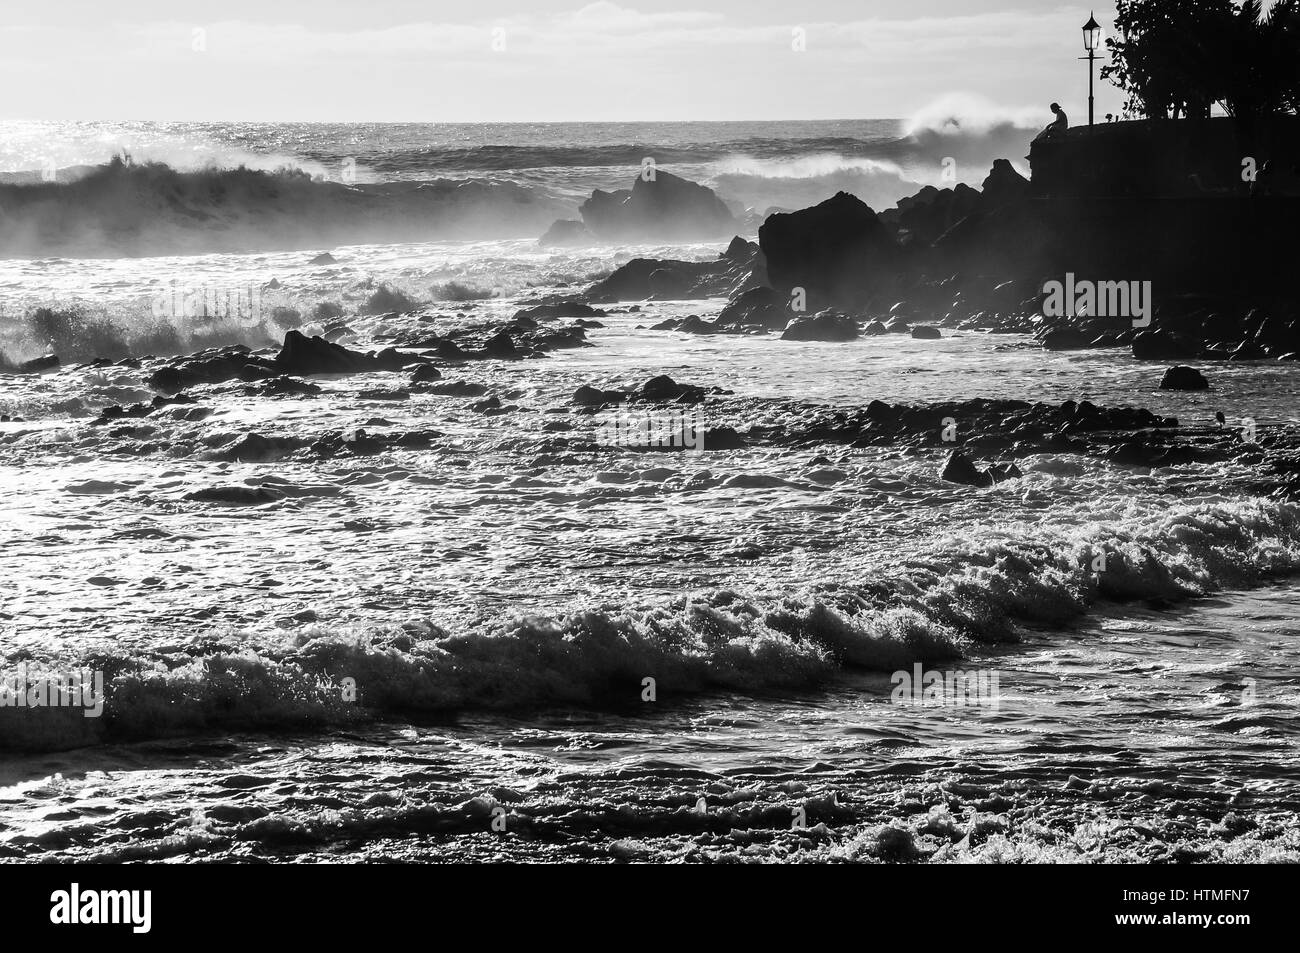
[1033,103,1069,142]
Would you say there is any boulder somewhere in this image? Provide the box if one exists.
[910,326,942,339]
[1159,365,1209,390]
[573,385,627,406]
[640,375,706,402]
[941,451,1022,488]
[411,364,443,383]
[941,451,993,488]
[759,192,900,308]
[481,330,521,360]
[275,330,405,376]
[780,311,860,342]
[716,287,789,331]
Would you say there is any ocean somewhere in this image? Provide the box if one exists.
[0,120,1297,863]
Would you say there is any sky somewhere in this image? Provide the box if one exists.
[0,1,1127,122]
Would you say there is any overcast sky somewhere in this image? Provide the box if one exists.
[0,1,1126,121]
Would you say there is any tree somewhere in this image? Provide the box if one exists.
[1102,0,1299,119]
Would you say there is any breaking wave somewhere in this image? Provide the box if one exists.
[4,498,1298,752]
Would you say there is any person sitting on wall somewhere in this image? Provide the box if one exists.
[1033,103,1069,142]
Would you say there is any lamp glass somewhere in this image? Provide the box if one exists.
[1083,16,1101,52]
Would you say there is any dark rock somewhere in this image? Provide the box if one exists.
[527,325,589,351]
[889,183,982,246]
[781,311,859,342]
[357,388,410,401]
[248,376,322,397]
[274,330,405,376]
[216,433,307,462]
[910,325,942,339]
[942,451,993,488]
[18,354,59,373]
[1254,314,1300,351]
[701,426,746,450]
[425,380,489,398]
[722,236,760,262]
[573,384,627,406]
[640,375,706,402]
[186,486,285,505]
[1132,330,1199,361]
[716,286,789,331]
[1041,328,1093,350]
[579,170,737,241]
[481,330,521,360]
[538,219,594,248]
[433,340,467,361]
[411,364,443,383]
[980,159,1031,207]
[1229,340,1268,361]
[987,462,1023,484]
[648,267,691,299]
[677,315,717,334]
[586,252,757,302]
[760,191,899,308]
[513,302,607,322]
[309,252,337,265]
[1159,365,1209,390]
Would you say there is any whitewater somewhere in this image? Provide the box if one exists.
[0,118,1297,863]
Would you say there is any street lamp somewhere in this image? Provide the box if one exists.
[1082,13,1101,126]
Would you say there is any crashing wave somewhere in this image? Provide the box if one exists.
[3,498,1297,752]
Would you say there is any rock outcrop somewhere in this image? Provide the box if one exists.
[578,170,738,241]
[759,192,900,309]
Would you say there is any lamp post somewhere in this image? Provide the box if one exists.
[1082,13,1101,126]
